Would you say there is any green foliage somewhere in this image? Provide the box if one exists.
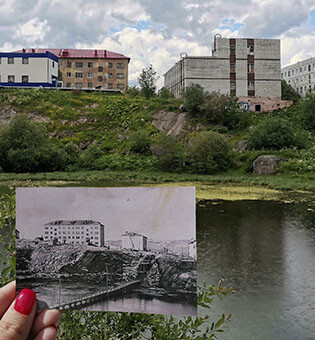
[56,281,233,340]
[277,146,315,173]
[248,117,308,150]
[299,93,315,130]
[151,135,184,171]
[0,115,68,172]
[138,64,157,99]
[186,131,235,174]
[281,80,300,103]
[77,144,104,169]
[0,193,16,286]
[125,86,141,97]
[183,84,206,115]
[158,87,174,99]
[201,92,250,130]
[129,130,152,154]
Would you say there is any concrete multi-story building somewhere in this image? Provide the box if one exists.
[0,51,58,87]
[164,35,292,112]
[43,220,105,247]
[17,48,129,90]
[281,57,315,96]
[121,231,148,251]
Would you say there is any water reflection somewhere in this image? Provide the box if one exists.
[197,200,315,340]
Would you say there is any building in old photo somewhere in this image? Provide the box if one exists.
[164,35,292,112]
[43,220,105,247]
[281,57,315,96]
[188,239,197,259]
[122,231,148,251]
[0,51,58,87]
[16,48,129,90]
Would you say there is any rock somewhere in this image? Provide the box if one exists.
[0,106,51,126]
[235,140,248,153]
[252,155,288,175]
[152,110,188,138]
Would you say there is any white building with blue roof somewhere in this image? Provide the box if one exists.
[0,50,58,88]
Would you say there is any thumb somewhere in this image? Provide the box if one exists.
[0,288,36,340]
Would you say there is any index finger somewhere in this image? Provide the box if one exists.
[0,281,16,318]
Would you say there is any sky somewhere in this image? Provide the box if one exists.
[1,0,315,89]
[16,187,195,241]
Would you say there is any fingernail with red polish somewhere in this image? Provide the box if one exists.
[52,324,58,332]
[14,288,36,315]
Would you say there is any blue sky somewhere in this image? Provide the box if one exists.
[1,0,315,88]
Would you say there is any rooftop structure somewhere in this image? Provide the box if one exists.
[121,231,148,251]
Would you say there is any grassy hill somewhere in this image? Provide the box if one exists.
[0,88,314,193]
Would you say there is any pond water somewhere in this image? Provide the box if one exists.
[1,184,315,338]
[197,200,315,340]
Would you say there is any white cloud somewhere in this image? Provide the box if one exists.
[15,18,50,44]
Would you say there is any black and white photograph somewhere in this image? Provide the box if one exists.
[16,186,197,315]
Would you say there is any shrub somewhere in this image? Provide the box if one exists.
[0,114,68,172]
[150,135,184,171]
[158,87,174,99]
[186,131,235,174]
[183,84,206,115]
[129,130,152,154]
[248,117,307,150]
[299,93,315,130]
[201,92,250,130]
[281,80,300,103]
[77,144,104,169]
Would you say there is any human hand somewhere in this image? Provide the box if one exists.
[0,281,60,340]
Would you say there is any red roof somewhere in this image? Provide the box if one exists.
[15,48,130,61]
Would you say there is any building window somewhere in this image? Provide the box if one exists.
[88,62,93,68]
[248,81,255,90]
[117,84,124,90]
[88,83,93,88]
[75,62,83,68]
[75,83,83,89]
[22,57,29,64]
[300,67,302,72]
[22,75,29,83]
[98,66,103,72]
[108,73,113,78]
[304,65,307,71]
[98,76,103,81]
[292,70,294,75]
[108,83,113,89]
[288,71,290,77]
[248,63,254,73]
[88,72,93,78]
[8,75,15,83]
[52,61,55,68]
[67,72,71,78]
[67,61,72,67]
[108,62,113,68]
[8,57,14,64]
[66,83,71,88]
[308,65,311,72]
[75,72,83,78]
[117,63,124,69]
[117,73,125,79]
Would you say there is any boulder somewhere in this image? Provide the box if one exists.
[252,155,288,175]
[235,140,248,153]
[152,110,188,138]
[0,106,51,126]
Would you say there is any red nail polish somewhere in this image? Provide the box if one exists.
[52,324,58,332]
[14,288,36,315]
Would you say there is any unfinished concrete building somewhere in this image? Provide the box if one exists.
[164,35,291,112]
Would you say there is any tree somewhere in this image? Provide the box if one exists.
[186,131,235,174]
[138,64,157,99]
[158,87,174,99]
[299,92,315,130]
[248,117,307,150]
[281,80,300,103]
[183,84,206,115]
